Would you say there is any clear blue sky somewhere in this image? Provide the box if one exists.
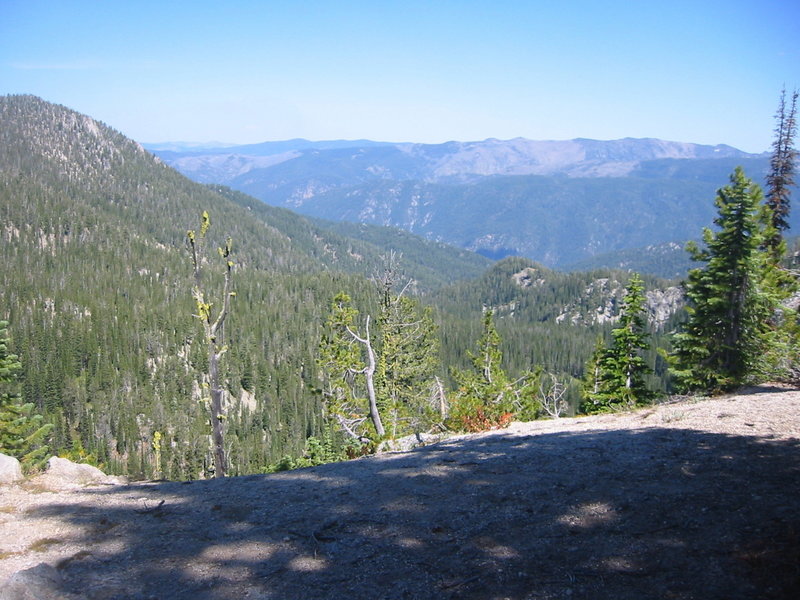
[2,0,798,152]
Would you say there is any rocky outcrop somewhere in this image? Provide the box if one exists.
[555,280,683,328]
[377,431,451,453]
[645,286,684,327]
[0,453,23,484]
[511,267,545,288]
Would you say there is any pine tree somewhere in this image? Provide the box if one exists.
[0,320,52,471]
[607,274,653,403]
[765,87,798,256]
[318,292,384,441]
[317,279,441,443]
[450,310,539,431]
[377,294,440,437]
[671,168,772,392]
[374,258,441,437]
[582,274,652,412]
[581,337,606,403]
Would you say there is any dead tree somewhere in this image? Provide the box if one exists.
[539,373,569,418]
[346,316,386,438]
[187,211,234,478]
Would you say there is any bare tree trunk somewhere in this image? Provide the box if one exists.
[434,376,448,420]
[362,317,385,438]
[208,349,226,477]
[348,316,385,438]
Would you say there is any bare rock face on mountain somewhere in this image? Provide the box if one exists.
[646,286,684,326]
[554,278,683,328]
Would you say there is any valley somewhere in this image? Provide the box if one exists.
[3,4,797,598]
[1,95,691,479]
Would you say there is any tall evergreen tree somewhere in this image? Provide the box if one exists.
[377,294,440,437]
[671,168,772,392]
[0,320,52,470]
[373,255,441,437]
[765,87,798,255]
[582,274,652,412]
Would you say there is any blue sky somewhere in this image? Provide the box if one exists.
[2,1,798,152]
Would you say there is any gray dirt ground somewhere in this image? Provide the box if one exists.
[1,386,799,599]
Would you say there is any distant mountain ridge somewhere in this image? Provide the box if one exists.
[148,136,758,182]
[150,137,774,270]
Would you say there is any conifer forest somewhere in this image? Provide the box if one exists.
[1,92,798,480]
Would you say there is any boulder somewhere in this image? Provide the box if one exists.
[45,457,109,484]
[30,457,126,490]
[0,453,23,484]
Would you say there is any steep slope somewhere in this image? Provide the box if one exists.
[0,95,488,479]
[208,184,491,291]
[283,173,754,265]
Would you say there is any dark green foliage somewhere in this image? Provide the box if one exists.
[0,320,52,471]
[265,426,363,472]
[211,184,491,293]
[671,168,774,392]
[0,95,387,478]
[0,322,21,383]
[564,240,694,280]
[433,257,676,410]
[581,274,653,413]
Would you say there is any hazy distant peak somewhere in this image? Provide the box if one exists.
[142,141,238,152]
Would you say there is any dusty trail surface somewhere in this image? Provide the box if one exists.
[1,387,799,599]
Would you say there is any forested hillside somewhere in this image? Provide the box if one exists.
[432,257,678,392]
[0,95,484,479]
[0,95,681,480]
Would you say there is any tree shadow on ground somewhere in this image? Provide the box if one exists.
[17,424,800,599]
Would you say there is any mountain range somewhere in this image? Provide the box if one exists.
[149,138,775,269]
[1,94,683,479]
